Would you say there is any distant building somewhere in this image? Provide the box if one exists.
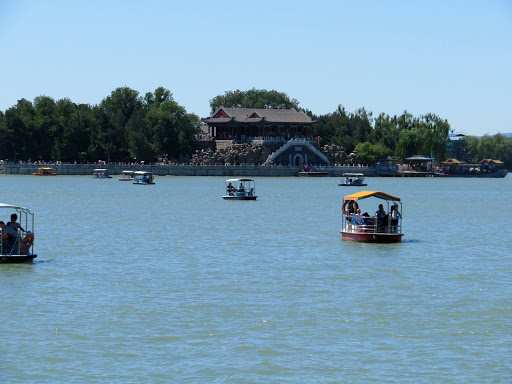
[445,133,469,161]
[405,155,433,172]
[202,107,316,143]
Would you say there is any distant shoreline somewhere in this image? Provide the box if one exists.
[0,163,377,177]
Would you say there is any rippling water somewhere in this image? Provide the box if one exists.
[1,175,511,383]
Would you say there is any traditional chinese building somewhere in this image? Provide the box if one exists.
[202,107,315,143]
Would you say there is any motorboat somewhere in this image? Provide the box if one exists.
[133,171,155,185]
[223,178,257,200]
[339,173,367,186]
[33,167,57,176]
[118,170,135,181]
[0,203,37,263]
[340,191,403,243]
[92,169,112,179]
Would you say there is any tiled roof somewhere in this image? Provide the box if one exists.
[203,107,314,124]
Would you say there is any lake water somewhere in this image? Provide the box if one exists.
[1,175,511,383]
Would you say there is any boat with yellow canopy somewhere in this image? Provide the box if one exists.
[33,167,57,176]
[341,191,403,243]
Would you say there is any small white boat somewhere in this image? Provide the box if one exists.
[223,179,257,200]
[92,169,112,179]
[118,170,135,181]
[339,173,367,186]
[133,171,155,185]
[0,203,37,263]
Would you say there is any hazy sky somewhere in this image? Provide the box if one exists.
[1,0,511,136]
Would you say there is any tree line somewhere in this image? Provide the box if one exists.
[0,87,200,163]
[1,87,511,167]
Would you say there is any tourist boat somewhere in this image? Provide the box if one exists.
[223,178,257,200]
[0,203,37,263]
[92,169,112,179]
[132,171,155,185]
[339,173,367,186]
[118,170,135,181]
[340,191,403,243]
[33,167,57,176]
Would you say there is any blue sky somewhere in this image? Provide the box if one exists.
[1,0,511,136]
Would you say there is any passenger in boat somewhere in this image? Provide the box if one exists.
[0,221,17,252]
[345,200,356,220]
[376,204,388,232]
[238,183,245,192]
[390,203,401,233]
[9,213,25,232]
[227,182,235,195]
[352,209,364,225]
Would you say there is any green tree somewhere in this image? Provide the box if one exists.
[210,88,300,112]
[396,129,422,161]
[3,99,36,161]
[145,99,198,159]
[354,142,391,165]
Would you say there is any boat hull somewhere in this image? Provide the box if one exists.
[0,254,37,263]
[435,169,508,178]
[341,231,403,243]
[339,183,367,186]
[223,196,257,200]
[298,172,328,177]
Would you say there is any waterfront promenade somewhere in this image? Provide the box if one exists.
[0,163,377,177]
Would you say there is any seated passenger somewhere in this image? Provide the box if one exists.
[352,209,364,225]
[9,213,25,232]
[375,204,388,232]
[390,203,401,233]
[0,221,17,252]
[226,182,235,195]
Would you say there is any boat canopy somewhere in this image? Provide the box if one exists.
[343,191,400,202]
[38,167,53,170]
[134,171,153,175]
[94,169,108,171]
[226,178,254,182]
[0,203,27,209]
[342,173,364,177]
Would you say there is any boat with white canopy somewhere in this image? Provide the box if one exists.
[92,169,112,179]
[133,171,155,185]
[338,173,367,186]
[118,170,135,181]
[223,179,257,200]
[0,203,37,263]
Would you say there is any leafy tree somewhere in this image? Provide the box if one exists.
[354,142,391,165]
[210,88,300,112]
[3,99,36,161]
[396,129,422,161]
[145,99,198,159]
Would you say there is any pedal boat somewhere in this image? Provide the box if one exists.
[339,173,367,186]
[92,169,112,179]
[133,171,155,185]
[223,178,257,200]
[118,170,135,181]
[341,191,403,243]
[33,167,57,176]
[0,203,37,263]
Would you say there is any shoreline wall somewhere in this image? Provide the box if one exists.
[0,163,378,177]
